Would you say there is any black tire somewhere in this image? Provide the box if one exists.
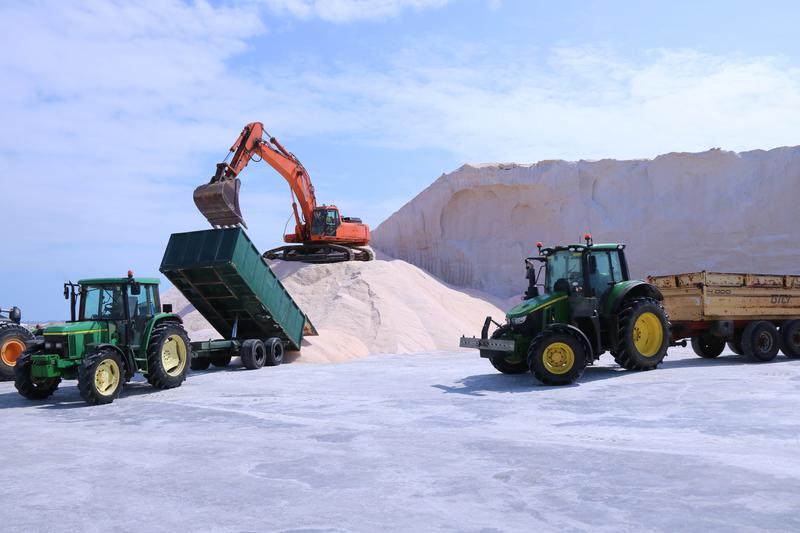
[779,320,800,358]
[14,353,61,400]
[691,332,726,359]
[146,322,191,389]
[727,336,744,356]
[190,356,211,371]
[264,338,285,367]
[488,326,528,374]
[742,321,780,362]
[78,348,124,405]
[527,328,588,385]
[240,339,266,370]
[0,323,34,381]
[211,353,232,368]
[613,297,670,371]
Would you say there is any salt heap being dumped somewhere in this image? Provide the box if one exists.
[161,254,503,363]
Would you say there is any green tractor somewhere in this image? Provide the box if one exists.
[15,273,191,405]
[460,235,670,385]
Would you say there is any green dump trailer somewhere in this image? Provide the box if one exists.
[160,228,316,371]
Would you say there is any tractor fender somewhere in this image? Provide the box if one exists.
[138,313,184,360]
[608,281,663,314]
[91,343,136,380]
[543,323,594,360]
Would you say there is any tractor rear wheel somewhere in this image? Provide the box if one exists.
[527,328,587,385]
[264,338,284,366]
[14,353,61,400]
[779,320,800,358]
[742,321,779,362]
[691,332,726,359]
[211,353,232,368]
[146,322,190,389]
[190,356,211,371]
[488,326,527,374]
[613,297,670,371]
[240,339,267,370]
[78,348,124,405]
[0,323,34,381]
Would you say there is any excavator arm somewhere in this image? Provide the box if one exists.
[194,122,317,237]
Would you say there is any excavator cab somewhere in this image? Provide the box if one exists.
[193,163,247,228]
[311,207,341,237]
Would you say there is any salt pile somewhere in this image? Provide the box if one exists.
[161,255,503,363]
[372,146,800,300]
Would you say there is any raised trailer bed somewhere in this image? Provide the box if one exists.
[160,228,316,370]
[648,271,800,362]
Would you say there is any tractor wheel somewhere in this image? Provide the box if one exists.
[264,338,285,367]
[14,354,61,400]
[146,322,190,389]
[78,348,124,405]
[190,356,211,371]
[489,326,527,374]
[727,336,744,356]
[0,323,34,381]
[613,297,670,371]
[779,320,800,358]
[527,328,588,385]
[690,332,726,359]
[211,353,232,368]
[240,339,267,370]
[742,321,780,362]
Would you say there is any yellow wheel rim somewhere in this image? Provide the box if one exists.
[633,312,664,357]
[542,342,575,375]
[1,339,25,366]
[162,335,187,377]
[94,359,121,396]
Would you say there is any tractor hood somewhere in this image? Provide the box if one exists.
[506,292,568,319]
[42,321,107,335]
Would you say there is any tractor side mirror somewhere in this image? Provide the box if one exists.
[588,254,597,274]
[130,282,141,296]
[64,284,70,300]
[162,304,173,313]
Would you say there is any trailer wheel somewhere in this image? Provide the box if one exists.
[14,354,61,400]
[146,322,191,389]
[240,339,266,370]
[190,357,211,371]
[264,338,284,366]
[0,323,34,381]
[741,321,779,362]
[488,326,527,374]
[527,328,587,385]
[612,297,670,371]
[78,348,124,405]
[690,332,725,359]
[779,320,800,358]
[727,336,744,356]
[211,353,233,368]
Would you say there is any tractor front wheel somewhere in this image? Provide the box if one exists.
[14,354,61,400]
[779,320,800,358]
[489,326,527,374]
[528,328,587,385]
[742,321,779,362]
[613,298,670,371]
[78,348,124,405]
[0,323,34,381]
[691,332,726,359]
[146,322,191,389]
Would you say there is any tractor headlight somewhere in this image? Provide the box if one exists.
[45,342,53,349]
[510,315,527,325]
[55,343,63,349]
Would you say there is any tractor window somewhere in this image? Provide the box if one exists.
[588,252,614,298]
[81,285,125,320]
[128,284,154,317]
[546,251,583,293]
[609,252,624,282]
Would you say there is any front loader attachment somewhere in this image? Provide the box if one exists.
[193,177,247,228]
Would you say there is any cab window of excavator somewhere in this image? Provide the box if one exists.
[545,251,583,293]
[311,209,326,236]
[325,209,340,236]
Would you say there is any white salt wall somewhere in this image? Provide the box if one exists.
[372,146,800,299]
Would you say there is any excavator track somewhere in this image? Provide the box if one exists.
[263,244,373,264]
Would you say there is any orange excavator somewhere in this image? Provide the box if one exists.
[194,122,373,263]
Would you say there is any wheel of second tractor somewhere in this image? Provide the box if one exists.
[0,322,34,381]
[741,321,779,362]
[527,328,588,385]
[488,326,528,374]
[264,338,285,366]
[78,348,125,405]
[690,332,726,359]
[613,297,670,371]
[211,353,233,368]
[779,319,800,358]
[14,353,61,400]
[727,335,744,356]
[240,339,267,370]
[146,321,191,389]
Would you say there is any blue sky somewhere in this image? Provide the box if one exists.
[2,0,800,320]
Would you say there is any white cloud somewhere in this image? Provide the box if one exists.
[258,0,451,22]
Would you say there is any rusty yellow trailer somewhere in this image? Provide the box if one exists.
[648,271,800,362]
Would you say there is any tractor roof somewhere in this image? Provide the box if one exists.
[79,277,160,285]
[541,243,626,255]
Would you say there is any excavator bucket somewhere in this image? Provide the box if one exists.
[193,178,247,228]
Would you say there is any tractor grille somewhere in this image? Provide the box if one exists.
[43,336,69,357]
